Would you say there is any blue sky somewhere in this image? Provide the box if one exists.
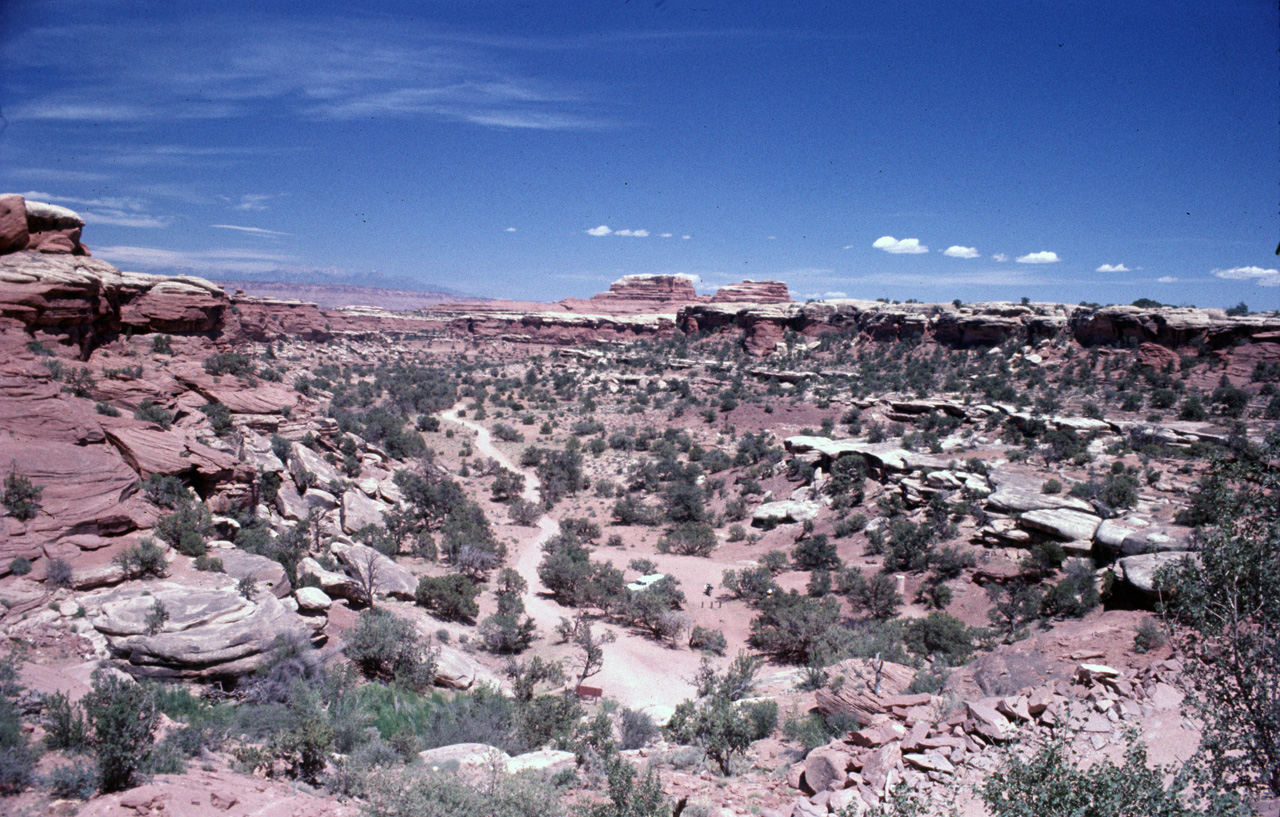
[1,1,1276,307]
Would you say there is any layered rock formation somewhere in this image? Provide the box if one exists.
[589,273,702,304]
[709,279,791,304]
[0,194,91,255]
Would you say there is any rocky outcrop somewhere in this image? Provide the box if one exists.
[0,195,28,254]
[0,196,90,256]
[446,310,678,346]
[1069,305,1280,349]
[85,583,319,679]
[710,280,791,304]
[590,274,701,304]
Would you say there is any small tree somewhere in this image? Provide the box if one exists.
[415,573,480,623]
[569,614,616,685]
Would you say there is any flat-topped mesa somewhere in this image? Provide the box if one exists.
[0,194,91,256]
[590,273,702,304]
[710,280,792,304]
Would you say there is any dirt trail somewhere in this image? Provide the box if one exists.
[442,403,695,710]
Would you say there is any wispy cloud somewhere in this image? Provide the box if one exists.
[505,227,517,232]
[585,225,613,236]
[992,253,1009,262]
[20,191,169,228]
[943,245,979,259]
[229,194,274,212]
[211,224,290,237]
[1158,276,1178,283]
[1214,266,1280,286]
[6,18,612,131]
[95,245,297,275]
[872,236,928,254]
[1096,263,1130,273]
[615,229,649,237]
[1016,251,1060,264]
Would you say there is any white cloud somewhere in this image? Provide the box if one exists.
[1157,276,1178,283]
[659,233,673,238]
[505,227,517,232]
[823,291,848,299]
[943,245,979,259]
[20,191,168,228]
[768,235,777,240]
[992,253,1009,262]
[83,210,170,228]
[585,225,612,237]
[872,236,928,254]
[1214,266,1280,283]
[842,245,853,250]
[614,229,649,237]
[1016,251,1060,264]
[681,235,691,240]
[1096,263,1130,273]
[212,224,290,237]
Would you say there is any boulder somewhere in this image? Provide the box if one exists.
[1018,508,1102,542]
[275,480,309,521]
[290,444,343,488]
[104,425,242,480]
[1118,551,1197,599]
[417,743,510,770]
[217,549,291,599]
[506,749,576,776]
[297,557,362,600]
[859,741,902,795]
[986,488,1094,514]
[1115,525,1194,557]
[0,195,28,254]
[342,490,389,535]
[434,645,486,690]
[1094,518,1143,551]
[330,541,416,600]
[84,583,315,679]
[753,500,821,526]
[803,747,849,792]
[295,586,332,612]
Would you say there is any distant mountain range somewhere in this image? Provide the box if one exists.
[214,280,490,310]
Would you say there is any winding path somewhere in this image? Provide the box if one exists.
[440,402,695,710]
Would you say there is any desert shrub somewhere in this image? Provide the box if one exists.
[783,710,860,752]
[133,400,174,429]
[902,612,974,665]
[1041,478,1063,495]
[95,402,121,416]
[1133,618,1166,654]
[150,334,173,354]
[720,566,777,604]
[792,534,839,571]
[362,766,563,817]
[199,402,233,435]
[2,467,42,521]
[688,626,727,655]
[619,708,659,751]
[112,539,166,581]
[153,502,213,556]
[509,498,541,526]
[203,352,254,377]
[612,495,663,526]
[48,762,97,800]
[84,669,157,793]
[43,692,89,752]
[838,569,902,621]
[1040,561,1101,619]
[833,513,868,538]
[344,609,436,690]
[657,522,717,556]
[981,731,1242,817]
[7,557,30,576]
[46,557,74,588]
[415,574,480,623]
[492,423,525,443]
[141,474,191,509]
[748,591,843,664]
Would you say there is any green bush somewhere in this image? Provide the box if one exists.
[199,402,233,435]
[141,474,191,509]
[203,352,254,377]
[363,766,564,817]
[45,557,74,588]
[133,400,174,429]
[688,626,727,655]
[84,669,157,793]
[8,557,31,576]
[114,539,167,580]
[792,534,839,571]
[48,761,97,800]
[0,656,37,795]
[43,692,89,751]
[1133,618,1166,654]
[153,503,213,556]
[344,609,436,690]
[619,708,659,751]
[902,612,974,665]
[656,522,717,556]
[2,467,42,521]
[981,732,1242,817]
[415,574,480,623]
